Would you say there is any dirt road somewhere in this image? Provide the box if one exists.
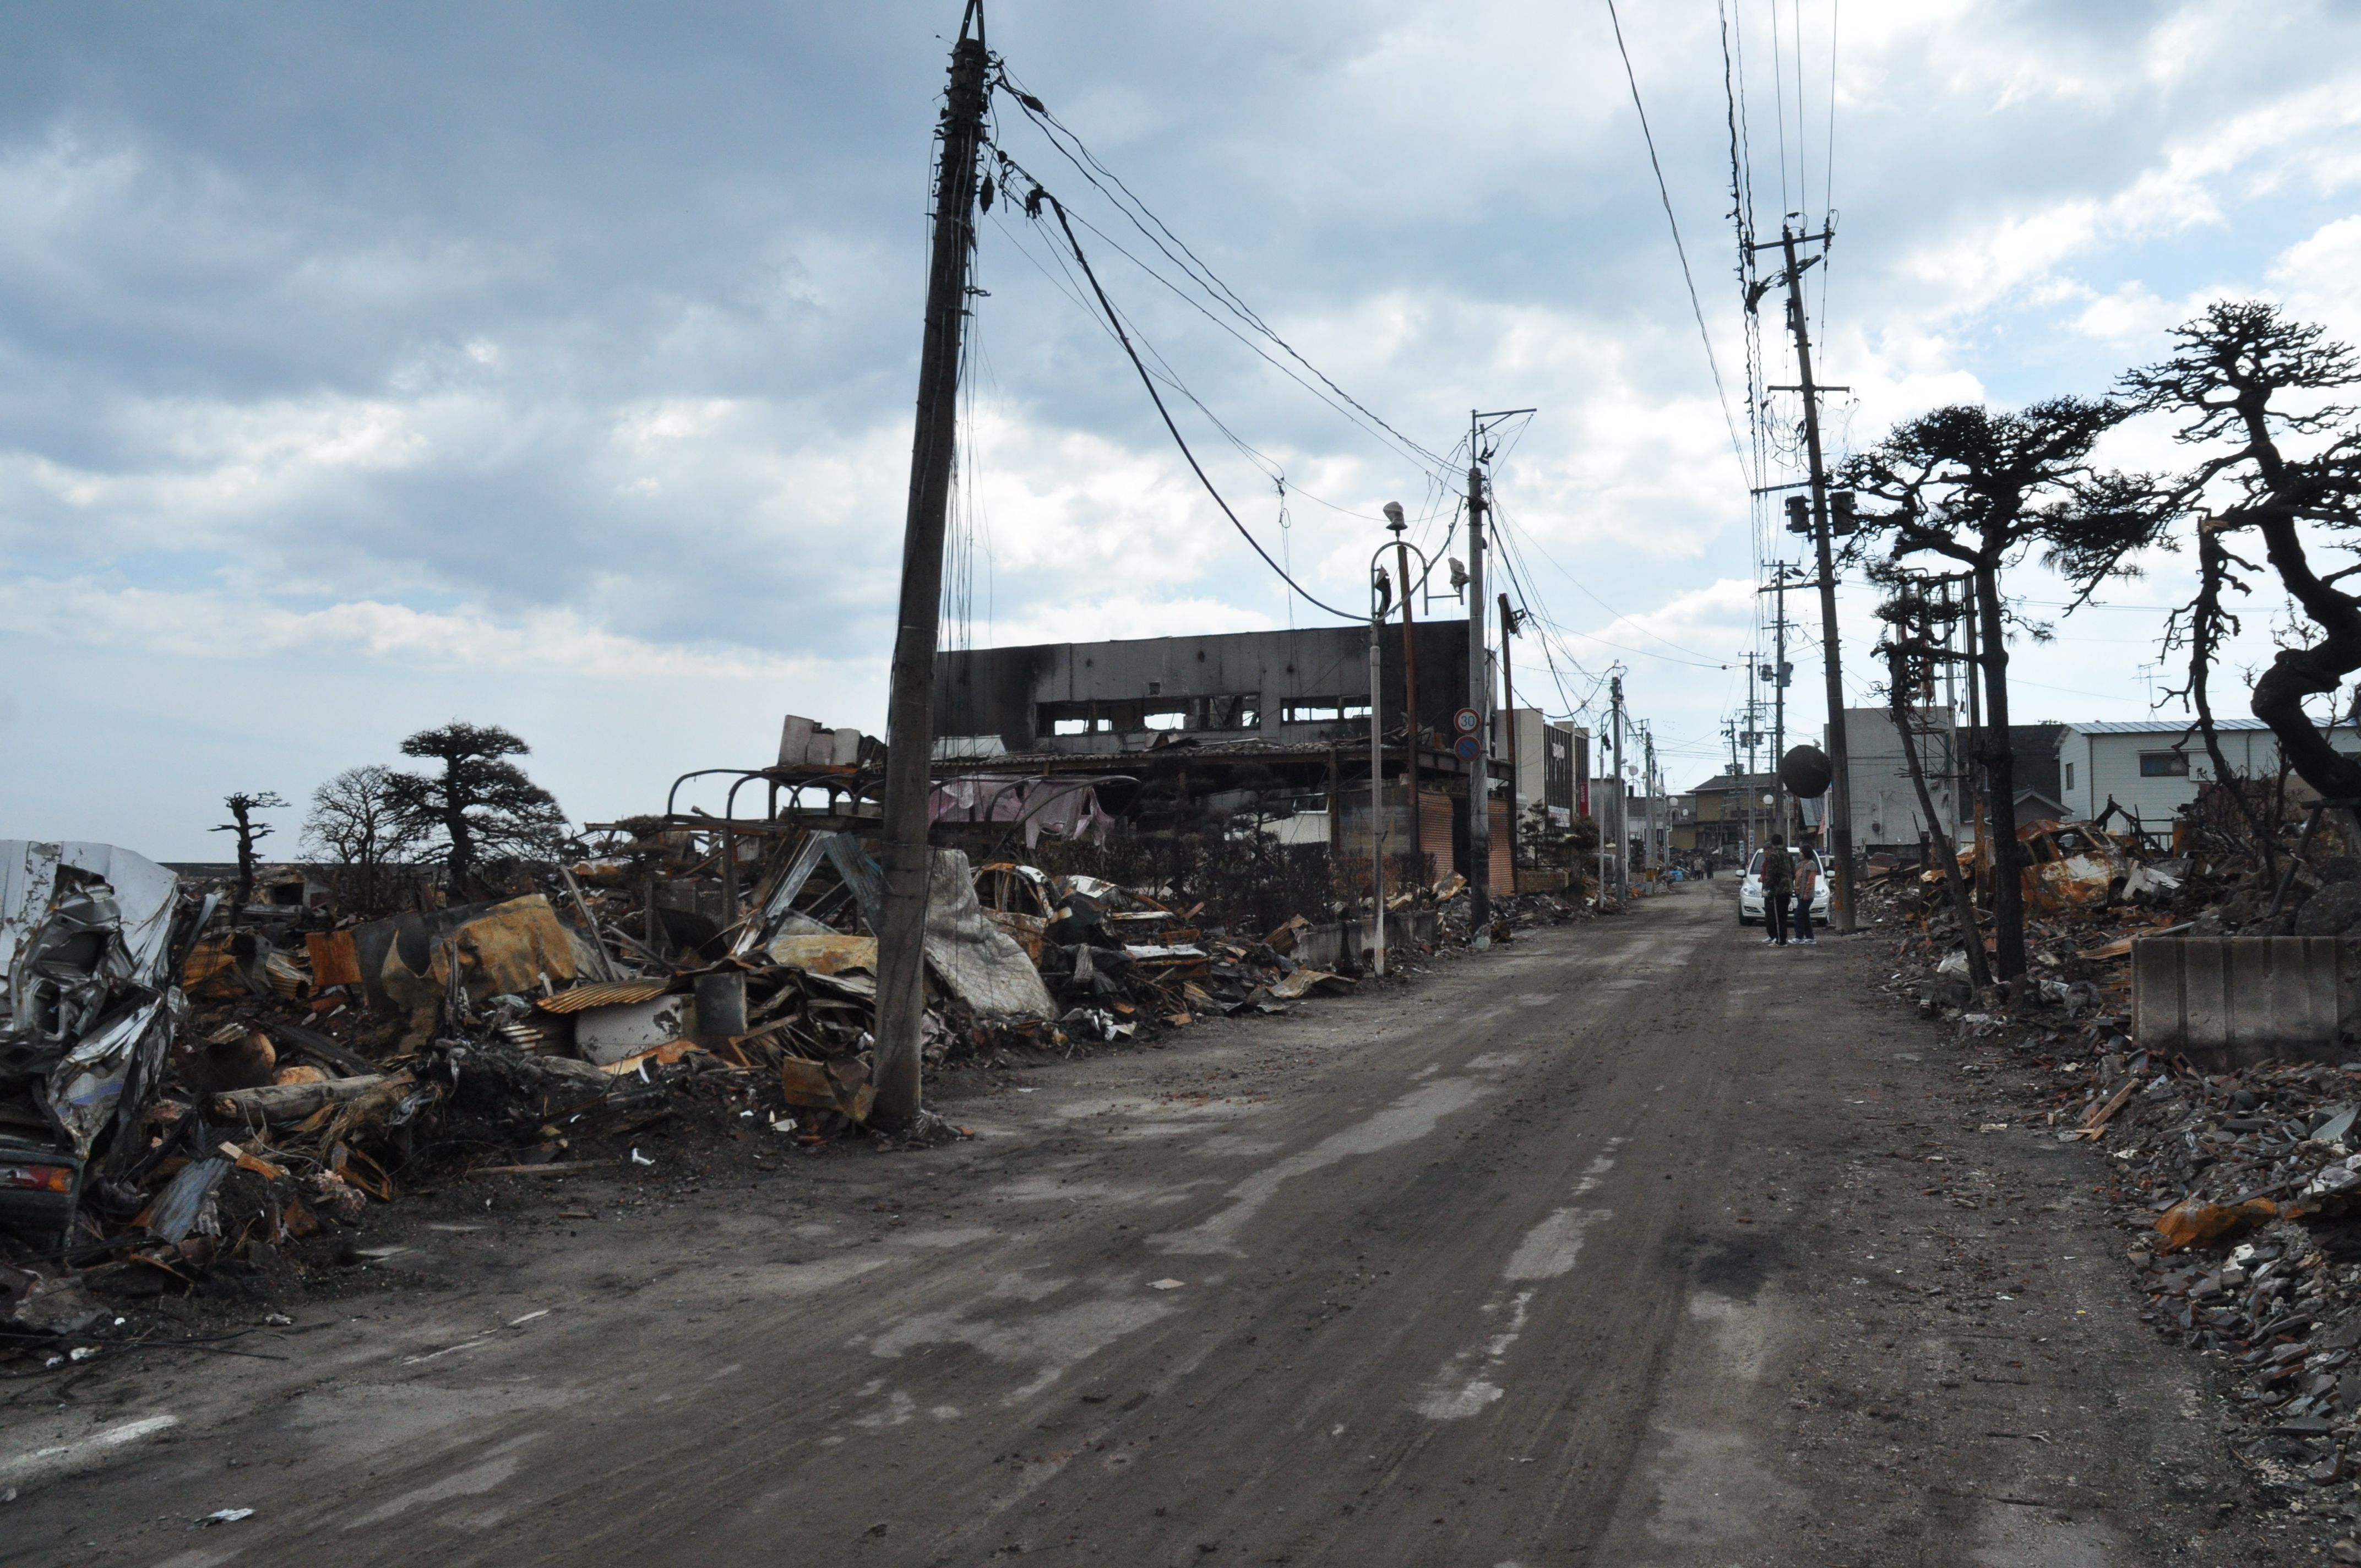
[2,881,2269,1564]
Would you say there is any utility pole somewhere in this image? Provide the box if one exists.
[1391,510,1421,887]
[1461,409,1535,928]
[1641,726,1659,874]
[1368,590,1388,976]
[1466,423,1491,932]
[1744,650,1760,859]
[1772,570,1789,842]
[1499,592,1520,883]
[871,7,989,1127]
[1767,221,1859,933]
[1609,674,1626,905]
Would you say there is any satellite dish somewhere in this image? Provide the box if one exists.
[1779,744,1833,798]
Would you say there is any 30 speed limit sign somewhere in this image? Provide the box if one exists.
[1452,706,1482,735]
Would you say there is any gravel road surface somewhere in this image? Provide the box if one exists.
[0,881,2275,1564]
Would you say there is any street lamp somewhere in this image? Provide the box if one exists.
[1368,503,1439,978]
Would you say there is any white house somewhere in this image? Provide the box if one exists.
[2057,718,2361,827]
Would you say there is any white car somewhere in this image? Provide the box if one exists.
[1739,848,1832,926]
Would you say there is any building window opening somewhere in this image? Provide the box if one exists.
[2063,761,2075,791]
[2139,751,2189,778]
[1283,700,1373,723]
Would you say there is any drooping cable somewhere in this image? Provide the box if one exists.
[1603,0,1749,484]
[993,81,1452,475]
[1042,194,1357,621]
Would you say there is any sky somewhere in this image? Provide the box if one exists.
[8,0,2361,857]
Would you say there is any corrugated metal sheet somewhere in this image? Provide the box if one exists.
[534,978,676,1014]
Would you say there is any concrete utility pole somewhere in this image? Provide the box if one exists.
[1609,674,1626,905]
[1368,590,1388,977]
[1465,427,1490,931]
[1743,651,1760,859]
[1596,688,1611,908]
[1724,718,1741,864]
[872,9,989,1126]
[1642,726,1658,871]
[1390,507,1421,886]
[1499,591,1520,882]
[1772,222,1859,934]
[1772,570,1789,842]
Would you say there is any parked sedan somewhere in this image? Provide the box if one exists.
[1738,848,1832,925]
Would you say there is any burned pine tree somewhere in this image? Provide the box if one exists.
[210,790,287,912]
[1870,566,1990,992]
[1842,399,2169,979]
[386,722,568,896]
[2125,302,2361,823]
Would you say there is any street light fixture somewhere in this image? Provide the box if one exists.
[1368,505,1438,979]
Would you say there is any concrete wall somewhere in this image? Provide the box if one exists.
[1834,706,1960,853]
[1294,908,1442,972]
[2132,935,2361,1066]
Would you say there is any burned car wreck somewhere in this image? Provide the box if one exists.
[0,841,204,1245]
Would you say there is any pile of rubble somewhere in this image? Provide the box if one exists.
[2042,1048,2361,1493]
[8,820,1537,1358]
[1865,797,2361,1519]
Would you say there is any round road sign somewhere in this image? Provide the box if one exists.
[1452,706,1482,735]
[1453,734,1482,761]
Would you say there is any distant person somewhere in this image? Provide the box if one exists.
[1761,834,1792,946]
[1793,849,1820,947]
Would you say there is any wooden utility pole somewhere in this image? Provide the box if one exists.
[1465,428,1491,931]
[872,8,990,1126]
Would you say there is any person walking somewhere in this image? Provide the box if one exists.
[1793,848,1820,946]
[1760,834,1793,946]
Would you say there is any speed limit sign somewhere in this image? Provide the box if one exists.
[1452,706,1482,735]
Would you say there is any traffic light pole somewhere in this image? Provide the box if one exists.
[1773,222,1858,933]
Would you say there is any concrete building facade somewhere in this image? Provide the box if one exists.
[1829,705,1962,856]
[2057,718,2361,827]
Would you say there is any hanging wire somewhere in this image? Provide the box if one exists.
[1603,0,1749,486]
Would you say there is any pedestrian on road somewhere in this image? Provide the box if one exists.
[1760,834,1792,946]
[1793,848,1820,946]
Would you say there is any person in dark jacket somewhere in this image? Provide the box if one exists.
[1760,834,1793,946]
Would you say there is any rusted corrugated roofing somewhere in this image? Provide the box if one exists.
[535,978,676,1014]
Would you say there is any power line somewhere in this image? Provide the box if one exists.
[1041,194,1358,621]
[1602,0,1749,484]
[992,78,1452,476]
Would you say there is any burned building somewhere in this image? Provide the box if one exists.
[931,624,1522,884]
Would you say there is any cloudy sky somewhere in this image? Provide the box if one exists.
[8,1,2361,857]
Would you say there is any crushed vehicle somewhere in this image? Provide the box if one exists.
[0,841,206,1246]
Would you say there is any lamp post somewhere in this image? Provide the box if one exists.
[1369,505,1435,979]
